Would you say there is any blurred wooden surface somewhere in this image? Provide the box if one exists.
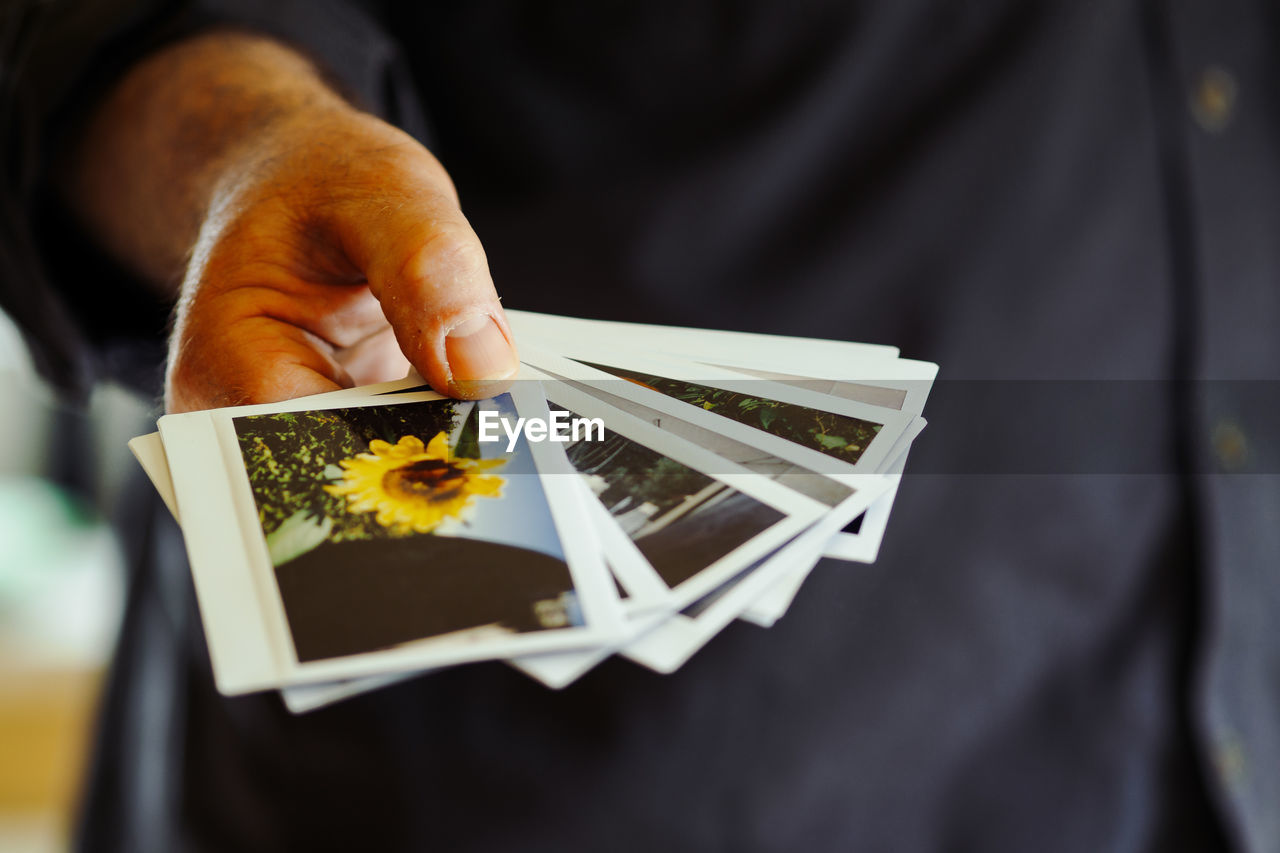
[0,664,103,852]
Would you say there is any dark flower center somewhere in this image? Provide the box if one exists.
[382,458,468,503]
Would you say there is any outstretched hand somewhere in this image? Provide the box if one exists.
[166,107,518,411]
[68,33,517,413]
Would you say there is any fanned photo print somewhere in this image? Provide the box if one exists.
[232,395,582,663]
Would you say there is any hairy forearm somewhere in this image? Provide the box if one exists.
[65,31,352,291]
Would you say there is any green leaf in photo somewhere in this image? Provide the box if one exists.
[454,404,482,459]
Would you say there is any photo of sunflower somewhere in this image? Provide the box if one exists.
[233,396,578,663]
[324,432,506,535]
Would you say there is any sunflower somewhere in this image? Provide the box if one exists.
[324,433,505,535]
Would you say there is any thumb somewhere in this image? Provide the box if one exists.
[333,154,518,399]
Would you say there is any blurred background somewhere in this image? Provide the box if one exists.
[0,307,148,852]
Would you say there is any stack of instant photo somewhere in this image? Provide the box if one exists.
[129,310,936,712]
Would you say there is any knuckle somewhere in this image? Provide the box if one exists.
[398,226,489,291]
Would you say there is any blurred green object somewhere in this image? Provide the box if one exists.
[0,476,123,669]
[0,476,95,594]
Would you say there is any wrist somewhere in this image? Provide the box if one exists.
[66,31,358,290]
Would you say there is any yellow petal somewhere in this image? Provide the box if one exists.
[426,431,450,460]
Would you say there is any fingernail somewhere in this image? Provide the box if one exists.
[445,314,518,395]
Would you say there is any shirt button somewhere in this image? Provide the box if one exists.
[1212,420,1249,471]
[1191,66,1237,133]
[1214,732,1248,789]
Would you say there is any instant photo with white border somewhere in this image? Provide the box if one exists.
[519,341,913,476]
[619,528,831,676]
[740,417,926,627]
[539,378,828,611]
[519,345,907,489]
[639,351,934,564]
[506,309,900,366]
[157,376,625,694]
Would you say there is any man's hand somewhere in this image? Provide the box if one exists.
[66,32,517,412]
